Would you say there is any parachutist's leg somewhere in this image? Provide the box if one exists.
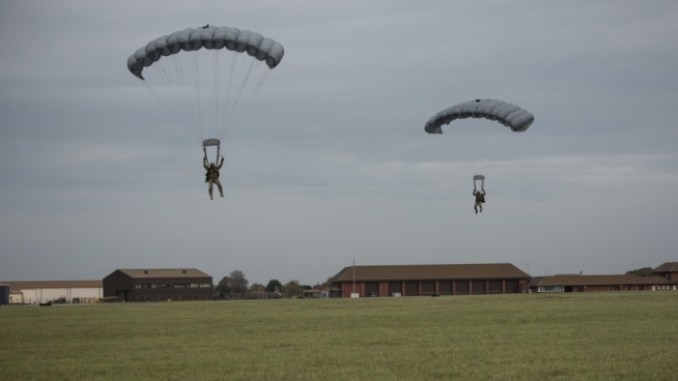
[216,179,224,197]
[474,203,478,214]
[208,181,214,200]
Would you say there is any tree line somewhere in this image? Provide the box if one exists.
[214,270,332,299]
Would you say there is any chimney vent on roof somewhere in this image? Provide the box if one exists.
[144,270,148,274]
[182,269,187,274]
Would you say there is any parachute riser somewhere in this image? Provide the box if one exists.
[473,175,485,192]
[203,138,221,163]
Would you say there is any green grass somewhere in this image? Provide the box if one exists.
[2,292,677,381]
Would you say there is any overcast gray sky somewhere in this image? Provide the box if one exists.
[1,0,677,286]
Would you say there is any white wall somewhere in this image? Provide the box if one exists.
[10,287,102,304]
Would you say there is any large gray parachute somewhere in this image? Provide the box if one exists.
[127,26,284,80]
[425,99,534,134]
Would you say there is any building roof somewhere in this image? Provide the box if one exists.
[113,268,212,279]
[654,262,678,272]
[530,274,674,287]
[0,280,102,292]
[331,263,529,282]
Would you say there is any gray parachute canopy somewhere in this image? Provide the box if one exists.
[127,26,284,80]
[425,99,534,134]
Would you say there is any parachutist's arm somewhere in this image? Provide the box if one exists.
[217,156,225,169]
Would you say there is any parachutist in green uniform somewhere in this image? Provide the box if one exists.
[473,189,486,214]
[203,153,224,200]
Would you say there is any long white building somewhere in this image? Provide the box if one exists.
[2,280,103,304]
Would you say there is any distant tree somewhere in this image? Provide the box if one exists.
[626,267,654,277]
[282,280,301,298]
[266,279,282,293]
[228,270,249,294]
[249,283,266,292]
[215,276,232,299]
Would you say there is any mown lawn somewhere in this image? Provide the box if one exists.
[1,292,677,381]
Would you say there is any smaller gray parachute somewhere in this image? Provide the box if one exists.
[425,99,534,134]
[127,26,284,80]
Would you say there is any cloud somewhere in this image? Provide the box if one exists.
[1,0,677,285]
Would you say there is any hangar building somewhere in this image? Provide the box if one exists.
[103,268,213,302]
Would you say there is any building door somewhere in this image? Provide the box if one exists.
[365,282,379,297]
[388,282,402,297]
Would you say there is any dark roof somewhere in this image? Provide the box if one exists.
[331,263,529,282]
[654,262,678,272]
[530,274,674,287]
[0,280,102,292]
[114,268,211,279]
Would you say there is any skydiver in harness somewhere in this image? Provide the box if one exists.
[203,148,224,200]
[473,175,486,214]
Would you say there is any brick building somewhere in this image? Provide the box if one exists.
[103,268,213,302]
[529,274,676,293]
[331,263,530,297]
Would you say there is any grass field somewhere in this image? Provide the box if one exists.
[2,292,677,381]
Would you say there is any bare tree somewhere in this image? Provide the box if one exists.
[228,270,249,294]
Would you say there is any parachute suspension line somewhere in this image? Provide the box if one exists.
[192,50,205,140]
[166,55,195,130]
[143,65,191,137]
[215,52,239,139]
[142,80,192,132]
[170,54,197,127]
[225,56,257,136]
[147,54,203,141]
[229,62,270,128]
[219,55,257,139]
[219,59,271,139]
[213,49,221,141]
[249,65,272,99]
